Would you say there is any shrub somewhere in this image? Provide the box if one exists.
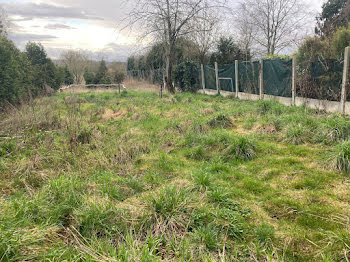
[114,71,126,84]
[173,61,199,93]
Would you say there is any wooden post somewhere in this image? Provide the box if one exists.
[259,59,264,100]
[292,55,297,106]
[235,60,239,98]
[118,83,121,94]
[215,62,220,95]
[340,46,350,114]
[201,64,206,90]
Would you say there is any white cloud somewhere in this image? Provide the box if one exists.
[1,0,324,61]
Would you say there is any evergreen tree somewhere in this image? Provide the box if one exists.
[210,37,250,65]
[94,60,111,84]
[64,66,74,85]
[83,68,95,85]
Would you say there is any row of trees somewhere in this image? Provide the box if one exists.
[0,37,74,107]
[84,60,125,85]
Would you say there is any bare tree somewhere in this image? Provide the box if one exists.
[60,51,88,84]
[0,6,9,36]
[126,0,227,93]
[189,6,221,64]
[233,4,256,59]
[236,0,311,56]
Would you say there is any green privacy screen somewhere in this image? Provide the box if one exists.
[218,64,236,92]
[263,59,292,98]
[238,61,259,94]
[203,65,217,91]
[200,57,344,101]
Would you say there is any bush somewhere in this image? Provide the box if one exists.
[173,61,199,93]
[114,71,126,84]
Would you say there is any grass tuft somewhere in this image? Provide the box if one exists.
[208,114,234,129]
[334,140,350,173]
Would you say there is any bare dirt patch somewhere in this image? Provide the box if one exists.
[102,109,127,121]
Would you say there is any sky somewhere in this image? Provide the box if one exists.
[1,0,325,62]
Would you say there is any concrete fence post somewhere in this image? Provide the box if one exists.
[259,59,264,100]
[201,64,206,90]
[215,62,220,95]
[235,60,239,98]
[292,55,297,106]
[340,46,350,114]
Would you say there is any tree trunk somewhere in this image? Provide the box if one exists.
[165,43,176,93]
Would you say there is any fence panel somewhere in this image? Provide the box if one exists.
[263,59,293,98]
[204,65,217,91]
[238,61,259,94]
[218,64,236,92]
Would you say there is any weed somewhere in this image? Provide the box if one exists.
[0,140,16,157]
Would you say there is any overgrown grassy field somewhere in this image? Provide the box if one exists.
[1,90,350,261]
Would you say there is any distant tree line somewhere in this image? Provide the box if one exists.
[0,36,74,108]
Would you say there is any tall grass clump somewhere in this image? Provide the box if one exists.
[334,140,350,173]
[184,130,257,162]
[285,124,310,145]
[256,100,285,115]
[316,117,350,145]
[149,186,190,219]
[208,114,234,129]
[222,135,257,162]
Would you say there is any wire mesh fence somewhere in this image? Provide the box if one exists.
[201,53,349,104]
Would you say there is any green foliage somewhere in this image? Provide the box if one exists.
[0,37,31,106]
[127,56,136,71]
[316,0,349,36]
[173,61,199,93]
[296,37,326,64]
[94,60,111,84]
[25,42,64,91]
[210,36,250,64]
[331,23,350,57]
[255,224,275,245]
[114,71,126,84]
[63,66,74,85]
[83,68,95,84]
